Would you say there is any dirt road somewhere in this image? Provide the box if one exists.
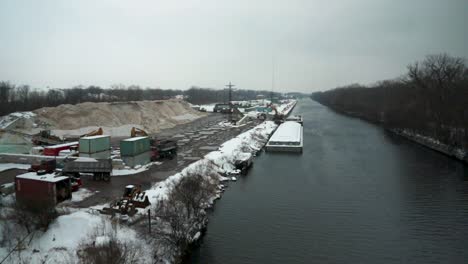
[74,113,260,207]
[0,113,260,207]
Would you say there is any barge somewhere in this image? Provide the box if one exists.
[285,115,303,125]
[266,121,303,153]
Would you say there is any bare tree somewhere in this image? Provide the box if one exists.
[313,53,468,150]
[76,220,142,264]
[151,172,218,259]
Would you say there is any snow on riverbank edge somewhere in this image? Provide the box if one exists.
[0,121,278,263]
[392,129,468,163]
[145,121,277,204]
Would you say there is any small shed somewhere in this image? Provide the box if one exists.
[15,172,71,210]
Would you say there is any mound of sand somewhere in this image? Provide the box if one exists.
[33,99,205,136]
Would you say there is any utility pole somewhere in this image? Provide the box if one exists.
[225,82,235,122]
[271,56,275,104]
[148,209,151,234]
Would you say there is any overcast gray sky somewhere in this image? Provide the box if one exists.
[1,0,467,92]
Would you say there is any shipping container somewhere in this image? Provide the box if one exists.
[79,149,111,159]
[79,135,110,154]
[120,137,150,156]
[122,151,151,168]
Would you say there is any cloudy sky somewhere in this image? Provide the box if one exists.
[1,0,467,92]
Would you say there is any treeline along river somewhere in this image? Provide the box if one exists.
[188,99,468,264]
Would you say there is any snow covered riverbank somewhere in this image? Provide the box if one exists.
[392,129,468,164]
[146,121,277,204]
[0,121,278,263]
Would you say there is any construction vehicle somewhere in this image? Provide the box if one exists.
[130,128,177,160]
[28,159,57,173]
[81,127,103,137]
[213,103,231,113]
[151,139,177,160]
[32,130,62,145]
[100,185,151,216]
[64,127,103,141]
[71,177,83,192]
[268,104,285,124]
[130,127,148,137]
[62,158,112,181]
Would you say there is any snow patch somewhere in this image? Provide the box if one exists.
[70,188,96,202]
[0,163,30,172]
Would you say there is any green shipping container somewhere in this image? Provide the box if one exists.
[120,137,151,157]
[79,135,111,154]
[122,151,151,168]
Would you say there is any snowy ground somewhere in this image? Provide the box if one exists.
[111,162,160,176]
[69,188,97,203]
[0,210,152,264]
[0,163,30,172]
[0,111,36,129]
[144,120,276,207]
[0,120,278,263]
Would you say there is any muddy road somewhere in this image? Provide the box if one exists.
[74,113,260,207]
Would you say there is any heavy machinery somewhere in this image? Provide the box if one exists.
[213,103,231,113]
[64,127,103,141]
[268,104,285,124]
[151,138,177,160]
[28,159,57,173]
[130,127,148,137]
[62,158,112,181]
[81,127,103,137]
[130,127,177,160]
[32,130,62,145]
[100,185,151,216]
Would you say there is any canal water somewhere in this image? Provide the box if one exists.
[189,99,468,264]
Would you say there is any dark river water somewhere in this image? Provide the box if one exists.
[189,99,468,264]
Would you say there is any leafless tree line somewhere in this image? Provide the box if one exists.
[312,53,468,149]
[0,83,184,116]
[0,81,295,117]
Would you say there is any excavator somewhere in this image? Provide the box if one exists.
[63,127,103,142]
[130,127,148,137]
[80,127,103,137]
[32,130,62,145]
[268,103,285,124]
[130,127,177,160]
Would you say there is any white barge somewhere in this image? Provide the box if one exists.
[285,115,303,125]
[266,121,303,153]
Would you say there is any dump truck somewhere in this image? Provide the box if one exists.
[129,128,177,160]
[62,158,112,181]
[151,139,177,160]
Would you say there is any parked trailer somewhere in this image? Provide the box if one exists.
[43,141,79,156]
[62,158,112,181]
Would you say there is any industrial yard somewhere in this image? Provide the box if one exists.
[0,97,297,263]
